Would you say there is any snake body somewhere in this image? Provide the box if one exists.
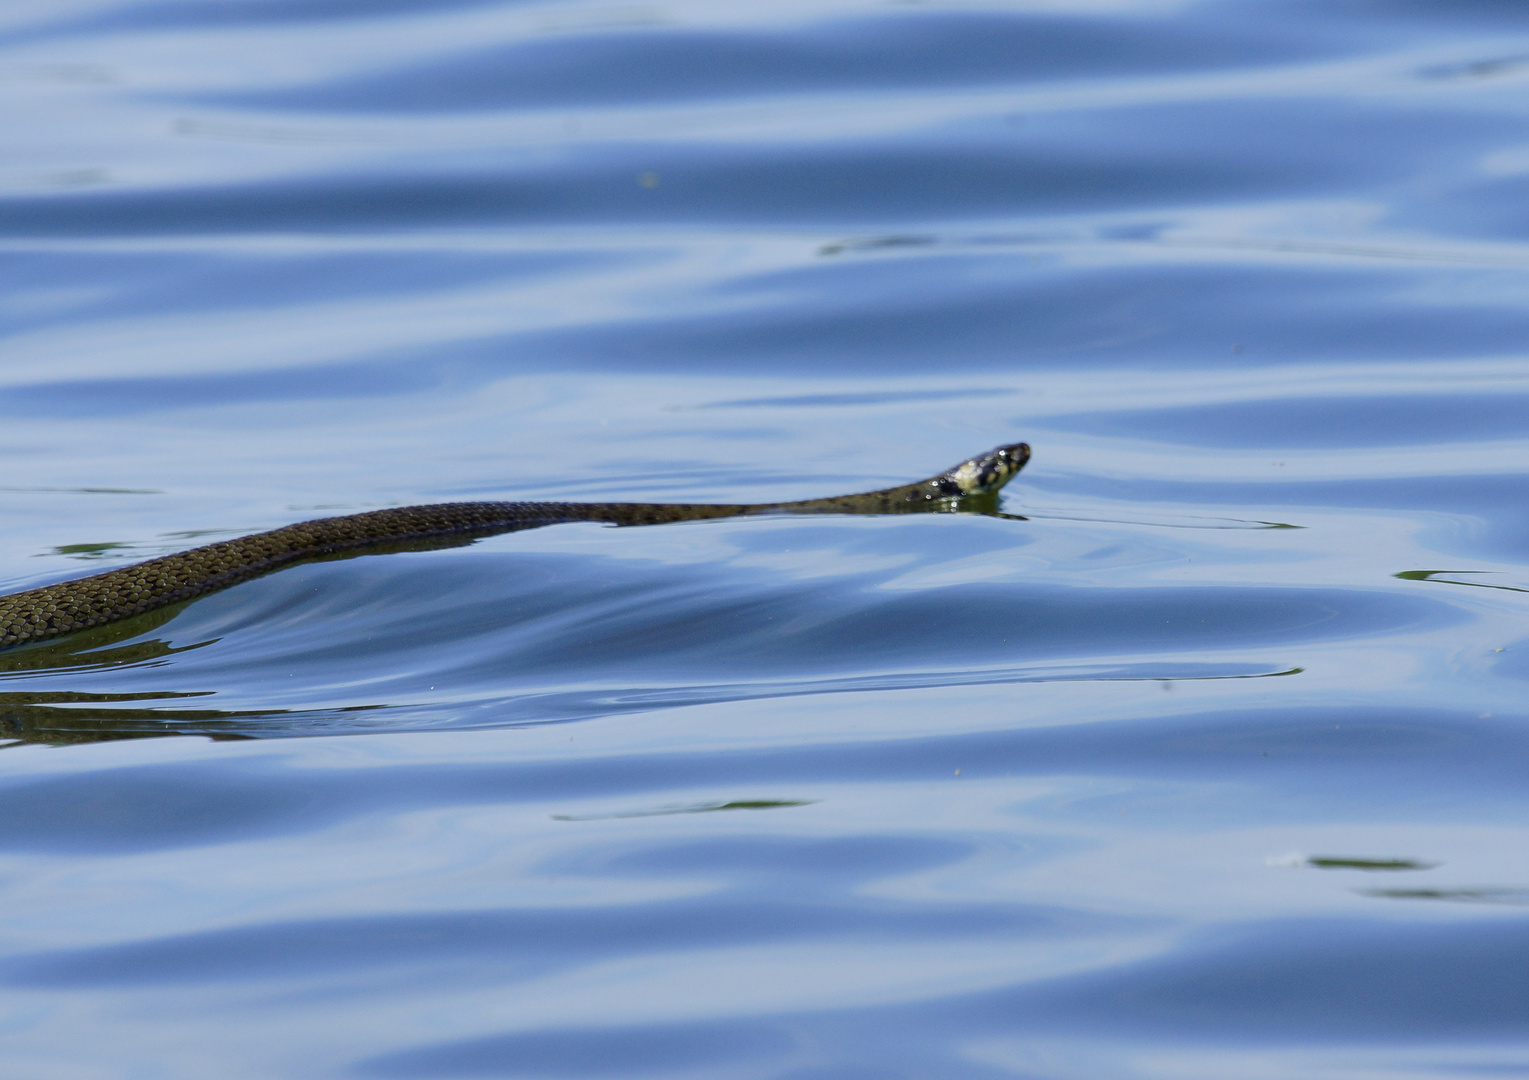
[0,442,1029,650]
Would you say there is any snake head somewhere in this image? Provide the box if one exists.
[941,442,1030,496]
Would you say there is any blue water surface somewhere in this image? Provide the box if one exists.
[4,1,1529,1076]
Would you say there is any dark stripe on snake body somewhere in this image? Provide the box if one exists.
[0,442,1029,650]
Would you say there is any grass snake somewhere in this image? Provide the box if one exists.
[0,442,1029,650]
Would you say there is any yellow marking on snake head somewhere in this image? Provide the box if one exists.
[948,443,1030,495]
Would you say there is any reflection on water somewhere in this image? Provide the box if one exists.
[1360,888,1529,906]
[1306,856,1440,871]
[551,799,816,821]
[1397,569,1529,594]
[0,604,203,674]
[4,0,1529,1076]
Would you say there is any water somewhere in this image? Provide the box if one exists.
[3,0,1529,1075]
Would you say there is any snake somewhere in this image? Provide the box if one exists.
[0,442,1029,651]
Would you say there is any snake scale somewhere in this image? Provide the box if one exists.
[0,442,1029,650]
